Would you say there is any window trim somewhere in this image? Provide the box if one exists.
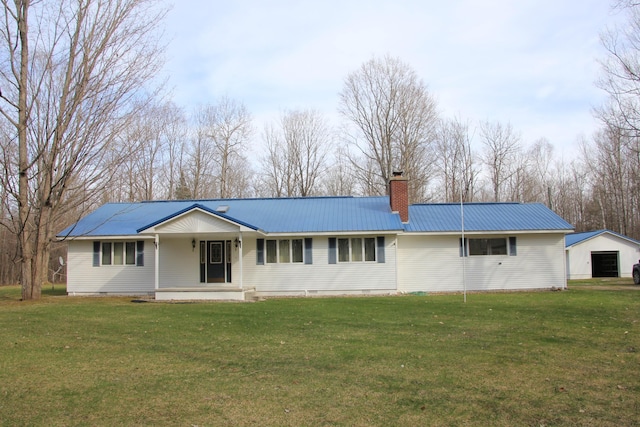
[262,238,310,264]
[94,240,142,266]
[335,236,379,263]
[461,237,515,257]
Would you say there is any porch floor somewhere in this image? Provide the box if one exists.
[155,287,256,302]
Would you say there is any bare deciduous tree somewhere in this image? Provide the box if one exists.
[260,109,332,197]
[526,138,555,204]
[479,120,521,202]
[187,120,217,199]
[0,0,166,299]
[434,117,478,202]
[597,1,640,136]
[322,146,356,196]
[184,99,254,200]
[583,126,637,236]
[106,100,187,202]
[193,97,253,199]
[339,55,439,202]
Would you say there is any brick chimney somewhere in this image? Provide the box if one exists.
[389,171,409,223]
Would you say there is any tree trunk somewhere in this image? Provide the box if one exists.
[16,0,35,300]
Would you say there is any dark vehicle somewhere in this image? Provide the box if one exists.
[634,260,640,285]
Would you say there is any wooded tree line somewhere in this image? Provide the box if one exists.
[1,0,640,297]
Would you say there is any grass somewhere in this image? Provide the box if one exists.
[568,277,638,287]
[0,284,638,426]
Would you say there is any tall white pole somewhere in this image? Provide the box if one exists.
[154,234,159,291]
[461,189,466,303]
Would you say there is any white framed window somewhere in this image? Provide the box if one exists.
[279,240,290,263]
[337,237,376,262]
[468,238,507,256]
[266,238,305,263]
[266,240,278,263]
[292,239,303,263]
[125,242,136,264]
[100,241,138,265]
[102,242,112,265]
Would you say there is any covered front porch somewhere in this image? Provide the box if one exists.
[137,205,259,301]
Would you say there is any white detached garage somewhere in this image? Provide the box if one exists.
[565,230,640,280]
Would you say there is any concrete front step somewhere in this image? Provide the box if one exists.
[155,287,257,301]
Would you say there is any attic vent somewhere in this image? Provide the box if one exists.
[216,205,229,213]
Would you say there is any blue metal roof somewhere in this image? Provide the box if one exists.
[404,202,574,232]
[565,229,640,247]
[58,198,574,238]
[58,196,405,237]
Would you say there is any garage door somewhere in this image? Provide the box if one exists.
[591,251,619,278]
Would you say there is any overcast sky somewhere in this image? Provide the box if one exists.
[163,0,622,158]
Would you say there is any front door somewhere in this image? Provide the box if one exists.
[200,240,232,283]
[207,241,225,283]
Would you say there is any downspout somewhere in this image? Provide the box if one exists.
[154,234,159,291]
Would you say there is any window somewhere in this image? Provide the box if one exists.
[509,237,517,256]
[292,239,303,263]
[113,242,123,264]
[336,237,377,262]
[365,238,376,261]
[96,241,140,266]
[469,238,507,256]
[266,240,277,263]
[263,238,308,264]
[338,238,350,262]
[279,240,290,263]
[210,242,223,264]
[126,242,136,264]
[102,242,112,265]
[351,238,363,261]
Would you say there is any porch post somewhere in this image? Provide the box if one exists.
[238,231,243,289]
[154,234,159,290]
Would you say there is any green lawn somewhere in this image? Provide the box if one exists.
[0,284,638,426]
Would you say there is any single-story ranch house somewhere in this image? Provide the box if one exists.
[565,229,640,280]
[59,177,574,300]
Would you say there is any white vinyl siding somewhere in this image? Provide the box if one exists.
[243,236,396,294]
[398,234,566,293]
[67,240,154,294]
